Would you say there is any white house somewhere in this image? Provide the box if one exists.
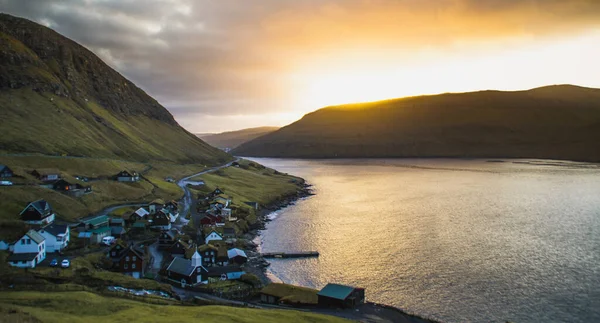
[205,230,223,245]
[37,224,70,253]
[0,240,9,251]
[8,230,46,268]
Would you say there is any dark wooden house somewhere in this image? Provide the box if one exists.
[227,248,248,265]
[31,169,61,181]
[198,244,218,267]
[20,200,56,225]
[0,164,13,178]
[109,242,146,279]
[115,170,139,182]
[150,209,171,230]
[169,239,191,256]
[158,230,178,249]
[317,283,365,308]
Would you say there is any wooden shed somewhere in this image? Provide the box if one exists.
[317,283,365,308]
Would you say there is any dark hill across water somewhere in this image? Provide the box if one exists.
[233,85,600,162]
[198,126,279,149]
[0,13,230,164]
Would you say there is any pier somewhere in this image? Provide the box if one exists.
[261,251,319,259]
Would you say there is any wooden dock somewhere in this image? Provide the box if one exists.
[261,251,319,259]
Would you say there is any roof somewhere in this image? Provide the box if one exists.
[25,230,45,244]
[117,170,135,177]
[198,244,218,252]
[39,224,68,237]
[78,232,93,238]
[223,227,235,234]
[89,227,111,234]
[33,168,60,176]
[150,199,165,205]
[206,265,244,276]
[166,257,205,276]
[132,222,146,228]
[184,244,198,259]
[82,215,109,226]
[317,284,361,300]
[20,200,53,217]
[134,208,149,217]
[7,253,38,262]
[109,218,124,224]
[227,248,247,259]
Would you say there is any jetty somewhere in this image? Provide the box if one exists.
[261,251,319,259]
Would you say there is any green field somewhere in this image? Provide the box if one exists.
[0,291,352,323]
[0,155,212,240]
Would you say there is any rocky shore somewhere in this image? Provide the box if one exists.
[241,182,314,286]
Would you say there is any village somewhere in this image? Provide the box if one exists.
[0,163,367,312]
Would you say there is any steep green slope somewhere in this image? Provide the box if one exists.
[0,13,230,164]
[198,126,279,149]
[233,85,600,162]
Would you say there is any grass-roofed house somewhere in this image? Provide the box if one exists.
[317,283,365,308]
[20,199,56,226]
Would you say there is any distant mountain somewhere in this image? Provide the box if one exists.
[0,13,230,164]
[198,126,279,149]
[233,85,600,162]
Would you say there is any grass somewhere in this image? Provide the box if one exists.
[0,291,352,323]
[260,283,319,305]
[0,155,214,240]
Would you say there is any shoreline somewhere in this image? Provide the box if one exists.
[239,181,440,323]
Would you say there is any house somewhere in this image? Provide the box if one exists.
[130,221,147,233]
[165,176,175,183]
[0,240,10,251]
[198,213,223,227]
[0,164,13,178]
[165,200,178,212]
[209,188,224,198]
[78,215,110,244]
[49,179,89,197]
[158,230,178,249]
[149,199,165,214]
[126,207,149,226]
[115,170,139,182]
[205,230,223,245]
[165,251,208,286]
[149,209,171,230]
[223,227,236,239]
[31,169,60,181]
[208,240,229,266]
[317,283,365,308]
[169,239,191,256]
[227,248,248,265]
[20,200,55,226]
[109,218,127,238]
[7,230,46,268]
[51,179,75,191]
[206,265,245,282]
[37,224,69,253]
[111,244,146,279]
[198,244,218,267]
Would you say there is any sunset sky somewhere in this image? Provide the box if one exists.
[1,0,600,133]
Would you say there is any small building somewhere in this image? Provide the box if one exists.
[205,230,223,245]
[7,230,46,268]
[149,209,171,230]
[20,200,55,226]
[198,244,218,267]
[49,179,89,197]
[109,218,126,238]
[206,266,245,282]
[37,224,69,253]
[227,248,248,265]
[31,169,61,181]
[208,240,229,266]
[115,170,140,182]
[78,215,110,244]
[149,199,165,214]
[165,252,208,286]
[317,283,365,308]
[209,188,224,198]
[223,227,236,239]
[158,230,178,249]
[169,239,191,257]
[110,244,146,279]
[0,164,13,178]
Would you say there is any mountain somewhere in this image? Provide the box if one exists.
[0,13,230,164]
[233,85,600,162]
[198,126,279,149]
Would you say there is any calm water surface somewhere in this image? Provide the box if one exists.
[249,158,600,323]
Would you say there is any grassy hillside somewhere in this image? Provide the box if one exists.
[0,291,351,323]
[0,155,211,241]
[199,127,280,149]
[233,85,600,162]
[0,14,231,164]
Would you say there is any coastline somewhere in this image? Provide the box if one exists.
[239,181,440,323]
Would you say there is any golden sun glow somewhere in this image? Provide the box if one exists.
[282,30,600,122]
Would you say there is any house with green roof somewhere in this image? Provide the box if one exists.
[317,283,365,308]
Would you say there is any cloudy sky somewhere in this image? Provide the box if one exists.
[1,0,600,133]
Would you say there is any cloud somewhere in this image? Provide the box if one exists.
[1,0,599,132]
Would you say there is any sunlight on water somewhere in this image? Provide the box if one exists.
[250,158,600,323]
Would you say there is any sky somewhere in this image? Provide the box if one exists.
[1,0,600,133]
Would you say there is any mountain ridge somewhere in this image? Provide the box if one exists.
[0,13,230,164]
[232,84,600,162]
[198,126,279,149]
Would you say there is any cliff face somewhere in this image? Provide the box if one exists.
[233,85,600,162]
[0,14,231,164]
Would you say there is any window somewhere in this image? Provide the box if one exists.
[39,246,41,252]
[124,264,128,269]
[132,264,136,269]
[21,239,25,245]
[132,256,136,261]
[27,239,31,244]
[111,252,116,256]
[126,256,130,261]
